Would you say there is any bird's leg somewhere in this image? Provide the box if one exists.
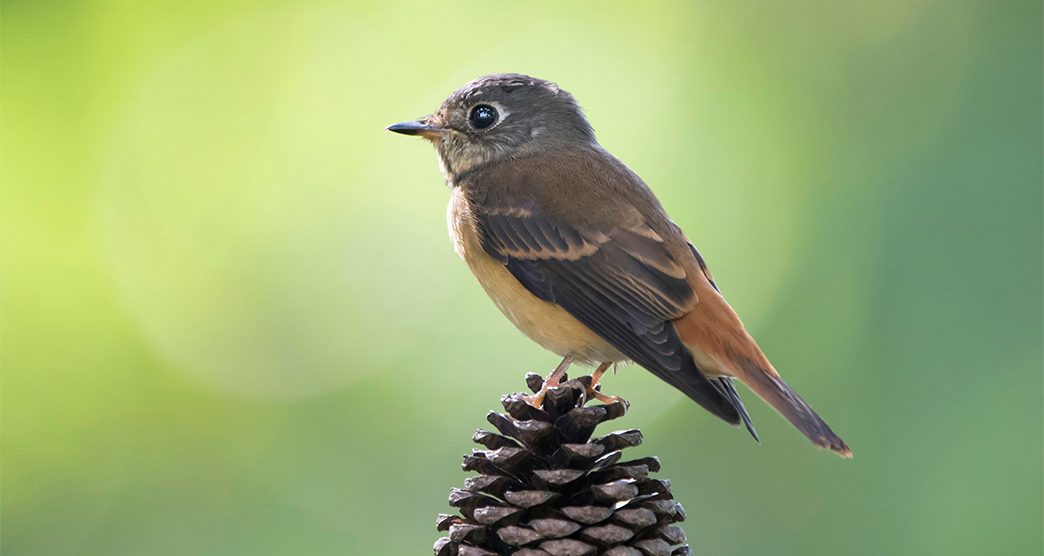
[524,356,572,408]
[587,362,626,405]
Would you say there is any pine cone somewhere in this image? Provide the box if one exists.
[434,373,692,556]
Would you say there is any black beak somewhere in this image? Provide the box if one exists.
[386,119,445,138]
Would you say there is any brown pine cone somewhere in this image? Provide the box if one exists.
[434,373,691,556]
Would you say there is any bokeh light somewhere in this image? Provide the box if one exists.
[3,1,1041,554]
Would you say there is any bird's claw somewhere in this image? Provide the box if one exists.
[522,375,564,409]
[589,389,628,407]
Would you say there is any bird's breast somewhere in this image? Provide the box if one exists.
[447,188,625,365]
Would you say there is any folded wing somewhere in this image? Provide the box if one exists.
[474,198,741,424]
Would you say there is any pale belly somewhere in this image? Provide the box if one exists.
[447,189,626,366]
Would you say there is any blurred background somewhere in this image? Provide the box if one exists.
[3,0,1041,554]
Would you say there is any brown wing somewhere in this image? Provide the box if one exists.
[474,197,741,425]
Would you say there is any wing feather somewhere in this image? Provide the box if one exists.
[474,196,740,424]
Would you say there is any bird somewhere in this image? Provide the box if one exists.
[387,73,851,457]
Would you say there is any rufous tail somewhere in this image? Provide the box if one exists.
[675,297,852,457]
[732,358,852,457]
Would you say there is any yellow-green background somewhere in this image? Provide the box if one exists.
[3,1,1041,554]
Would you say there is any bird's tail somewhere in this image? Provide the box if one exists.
[674,298,851,457]
[732,358,852,458]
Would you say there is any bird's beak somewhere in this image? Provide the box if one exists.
[386,118,446,139]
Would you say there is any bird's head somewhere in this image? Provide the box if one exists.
[387,73,595,182]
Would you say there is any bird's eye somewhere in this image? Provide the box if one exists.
[468,105,498,129]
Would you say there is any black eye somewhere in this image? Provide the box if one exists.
[469,105,498,129]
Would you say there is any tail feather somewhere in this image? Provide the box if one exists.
[713,377,760,442]
[738,360,852,457]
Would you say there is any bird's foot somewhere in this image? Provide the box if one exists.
[582,361,629,408]
[522,382,554,409]
[522,356,572,409]
[588,389,627,407]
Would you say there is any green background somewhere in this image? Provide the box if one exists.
[3,1,1041,554]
